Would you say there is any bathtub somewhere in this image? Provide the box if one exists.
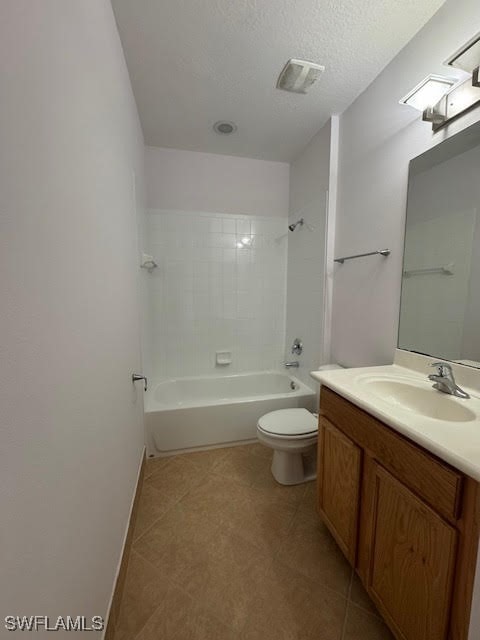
[145,371,316,456]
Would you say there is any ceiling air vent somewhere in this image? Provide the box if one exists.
[276,58,325,94]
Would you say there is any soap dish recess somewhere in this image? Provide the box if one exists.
[216,351,232,366]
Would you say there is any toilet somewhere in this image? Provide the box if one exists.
[257,364,342,485]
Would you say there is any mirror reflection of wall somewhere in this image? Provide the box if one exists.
[399,125,480,368]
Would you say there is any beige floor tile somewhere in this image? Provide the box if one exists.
[176,472,253,529]
[182,470,298,555]
[213,444,307,507]
[343,605,394,640]
[213,445,271,488]
[297,479,317,515]
[173,527,269,632]
[146,455,207,502]
[114,551,169,640]
[350,573,380,617]
[133,482,173,541]
[133,500,222,583]
[249,468,308,507]
[276,510,352,596]
[246,442,273,460]
[242,559,347,640]
[228,492,298,556]
[175,446,230,472]
[144,455,172,480]
[140,589,241,640]
[134,584,195,640]
[170,603,242,640]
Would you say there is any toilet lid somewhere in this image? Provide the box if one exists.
[258,408,317,436]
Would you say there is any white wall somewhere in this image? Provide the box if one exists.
[331,0,480,367]
[286,121,331,386]
[145,146,289,216]
[0,1,145,634]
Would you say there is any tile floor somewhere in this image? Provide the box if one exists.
[114,443,394,640]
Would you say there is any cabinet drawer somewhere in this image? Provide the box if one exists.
[320,386,463,522]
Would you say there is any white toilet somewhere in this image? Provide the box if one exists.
[256,364,342,485]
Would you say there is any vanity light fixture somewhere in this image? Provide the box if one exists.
[400,75,457,111]
[446,32,480,74]
[422,32,480,131]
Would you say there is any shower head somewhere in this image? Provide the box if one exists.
[288,218,304,232]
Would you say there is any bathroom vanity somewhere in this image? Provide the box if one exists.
[310,113,480,640]
[312,362,480,640]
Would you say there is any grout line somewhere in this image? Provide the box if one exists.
[115,550,166,640]
[272,551,353,603]
[132,490,179,546]
[341,601,351,640]
[170,574,249,637]
[134,455,218,545]
[129,546,161,575]
[130,600,162,640]
[271,497,305,562]
[340,570,354,640]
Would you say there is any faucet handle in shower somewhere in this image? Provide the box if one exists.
[291,338,303,355]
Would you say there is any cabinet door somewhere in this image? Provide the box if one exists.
[367,463,457,640]
[317,417,362,564]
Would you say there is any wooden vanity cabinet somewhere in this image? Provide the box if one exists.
[317,420,362,564]
[317,386,480,640]
[366,461,457,639]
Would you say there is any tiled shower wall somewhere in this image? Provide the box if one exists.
[145,210,287,379]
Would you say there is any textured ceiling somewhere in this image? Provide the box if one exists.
[112,0,445,161]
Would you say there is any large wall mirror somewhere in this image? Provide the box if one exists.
[399,120,480,368]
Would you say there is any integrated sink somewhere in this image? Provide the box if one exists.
[359,377,476,422]
[310,361,480,481]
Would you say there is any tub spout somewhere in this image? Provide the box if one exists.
[132,373,148,391]
[283,361,299,369]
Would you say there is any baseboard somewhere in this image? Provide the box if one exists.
[103,447,146,639]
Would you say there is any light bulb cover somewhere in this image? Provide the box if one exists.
[400,75,457,111]
[446,33,480,73]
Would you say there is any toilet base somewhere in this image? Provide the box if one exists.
[271,448,317,485]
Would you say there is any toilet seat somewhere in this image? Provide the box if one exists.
[257,408,317,438]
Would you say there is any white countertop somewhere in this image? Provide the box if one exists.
[310,364,480,481]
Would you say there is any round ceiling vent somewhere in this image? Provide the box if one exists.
[213,121,237,135]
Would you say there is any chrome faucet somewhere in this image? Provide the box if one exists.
[428,362,470,399]
[283,361,299,369]
[132,373,148,391]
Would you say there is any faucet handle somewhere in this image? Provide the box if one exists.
[430,362,452,377]
[291,338,303,355]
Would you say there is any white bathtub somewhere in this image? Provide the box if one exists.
[145,371,316,456]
